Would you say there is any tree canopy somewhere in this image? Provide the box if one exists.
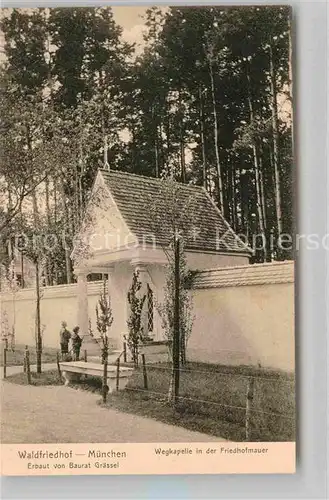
[0,5,293,284]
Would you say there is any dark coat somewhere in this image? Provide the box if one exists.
[60,328,71,345]
[72,333,82,349]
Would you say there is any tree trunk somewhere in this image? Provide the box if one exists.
[45,175,51,226]
[44,176,52,287]
[269,41,283,236]
[130,125,137,172]
[158,121,165,171]
[207,54,224,213]
[20,250,24,289]
[78,141,85,226]
[35,259,42,374]
[53,260,58,285]
[198,85,207,190]
[179,135,186,183]
[241,171,250,243]
[231,166,237,232]
[7,183,12,212]
[64,243,73,285]
[178,91,186,183]
[259,147,267,235]
[60,179,73,284]
[288,14,294,112]
[224,163,233,222]
[155,135,160,178]
[32,188,39,227]
[252,144,266,260]
[26,126,39,227]
[170,236,180,405]
[166,117,170,157]
[165,94,171,162]
[53,176,58,224]
[154,121,160,178]
[151,102,160,178]
[78,169,84,226]
[246,70,266,258]
[102,352,108,403]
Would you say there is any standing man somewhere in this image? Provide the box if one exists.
[60,321,71,359]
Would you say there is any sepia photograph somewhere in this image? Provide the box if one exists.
[0,4,295,473]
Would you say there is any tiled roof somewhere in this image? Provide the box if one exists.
[100,169,251,255]
[193,261,294,289]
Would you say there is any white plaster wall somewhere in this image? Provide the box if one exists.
[0,283,105,349]
[188,282,295,372]
[109,263,134,343]
[1,268,294,372]
[0,264,165,350]
[72,172,136,267]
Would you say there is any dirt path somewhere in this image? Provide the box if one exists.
[1,381,226,444]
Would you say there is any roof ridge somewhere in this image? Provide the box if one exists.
[99,168,205,192]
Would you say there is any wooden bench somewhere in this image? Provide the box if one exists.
[59,361,134,392]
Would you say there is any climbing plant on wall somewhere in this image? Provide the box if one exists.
[126,270,146,367]
[95,277,113,402]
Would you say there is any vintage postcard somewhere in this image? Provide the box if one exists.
[0,5,295,476]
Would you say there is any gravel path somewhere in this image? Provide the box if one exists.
[1,380,226,444]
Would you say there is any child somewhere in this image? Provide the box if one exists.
[59,321,71,358]
[72,326,82,361]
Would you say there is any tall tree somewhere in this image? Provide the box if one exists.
[1,9,48,97]
[1,5,293,272]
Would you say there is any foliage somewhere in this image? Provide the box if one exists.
[1,9,48,97]
[104,361,295,442]
[125,6,292,261]
[5,369,63,386]
[95,278,113,362]
[0,343,58,367]
[0,260,19,350]
[0,5,293,287]
[157,240,194,365]
[0,91,55,234]
[125,271,146,367]
[1,310,11,348]
[146,169,197,402]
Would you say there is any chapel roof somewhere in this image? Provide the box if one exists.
[100,169,251,255]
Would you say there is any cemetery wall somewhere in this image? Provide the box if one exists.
[188,261,295,372]
[0,261,294,372]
